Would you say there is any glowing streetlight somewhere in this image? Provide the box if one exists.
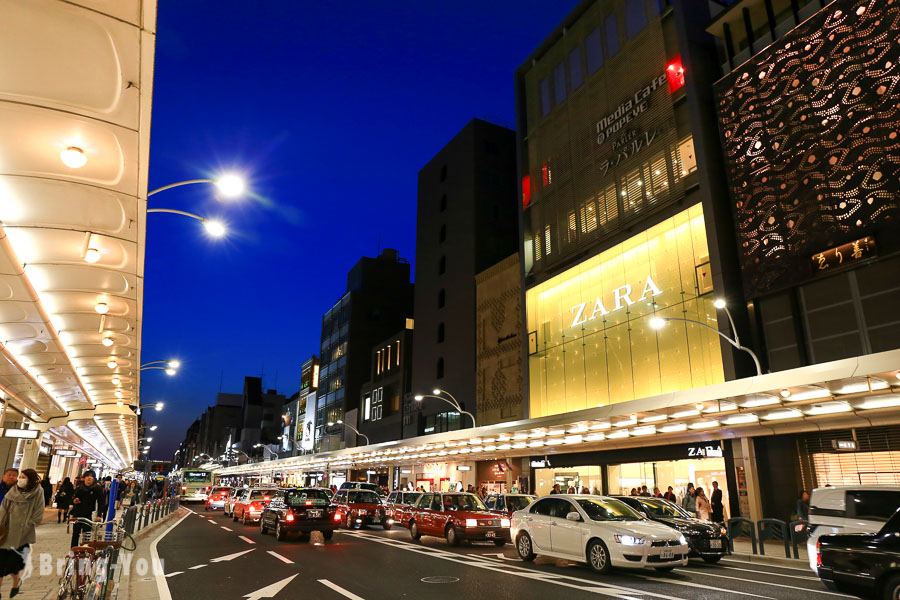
[415,389,476,427]
[148,174,247,199]
[147,208,227,238]
[326,419,370,446]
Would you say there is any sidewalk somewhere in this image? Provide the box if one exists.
[729,537,810,568]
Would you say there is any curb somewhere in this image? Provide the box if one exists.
[131,506,184,542]
[726,551,809,568]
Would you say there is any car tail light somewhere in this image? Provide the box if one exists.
[285,510,295,523]
[181,486,187,491]
[263,496,270,501]
[816,540,822,567]
[305,500,312,506]
[333,512,342,522]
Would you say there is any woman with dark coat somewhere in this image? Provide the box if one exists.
[55,478,74,524]
[0,469,44,598]
[40,478,52,507]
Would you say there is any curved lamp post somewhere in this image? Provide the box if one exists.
[147,208,226,238]
[414,388,476,428]
[140,360,180,376]
[135,401,164,416]
[148,176,245,198]
[326,419,370,446]
[252,444,278,460]
[649,299,762,376]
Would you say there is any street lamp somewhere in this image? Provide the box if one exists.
[135,401,164,416]
[147,208,227,238]
[194,453,212,464]
[326,419,370,446]
[140,360,180,376]
[413,388,476,428]
[252,444,278,460]
[649,298,762,376]
[148,175,246,199]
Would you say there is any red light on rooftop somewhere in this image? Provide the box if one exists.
[666,56,685,92]
[522,174,531,210]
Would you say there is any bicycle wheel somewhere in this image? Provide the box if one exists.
[56,559,81,600]
[119,531,137,552]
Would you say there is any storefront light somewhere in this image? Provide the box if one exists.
[567,424,588,434]
[528,431,546,438]
[832,378,889,394]
[659,423,687,433]
[763,408,802,420]
[459,448,471,454]
[854,395,900,410]
[563,435,583,445]
[670,409,699,419]
[805,402,851,416]
[512,441,528,449]
[448,449,459,455]
[585,433,605,442]
[631,426,656,436]
[613,416,637,427]
[739,395,780,408]
[782,387,831,402]
[640,414,666,423]
[545,438,564,446]
[528,440,545,447]
[497,443,512,450]
[722,414,759,425]
[689,420,719,430]
[468,439,482,445]
[512,433,529,441]
[588,422,610,431]
[547,429,566,437]
[607,430,629,439]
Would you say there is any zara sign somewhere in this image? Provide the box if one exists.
[569,276,662,329]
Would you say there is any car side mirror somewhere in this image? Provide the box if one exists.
[566,511,582,522]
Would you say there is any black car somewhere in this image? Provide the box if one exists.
[259,488,339,541]
[614,496,728,563]
[817,508,900,599]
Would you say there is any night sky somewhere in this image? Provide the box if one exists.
[143,1,579,458]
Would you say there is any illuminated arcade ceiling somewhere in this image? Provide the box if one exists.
[0,0,157,469]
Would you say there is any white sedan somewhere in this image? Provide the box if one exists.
[511,495,689,573]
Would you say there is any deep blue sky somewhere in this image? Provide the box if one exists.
[143,1,579,458]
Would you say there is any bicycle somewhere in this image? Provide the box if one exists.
[57,517,136,600]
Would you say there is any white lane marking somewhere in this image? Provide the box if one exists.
[319,579,366,600]
[720,558,813,573]
[188,564,207,570]
[221,527,233,532]
[164,572,183,578]
[679,569,854,597]
[719,564,821,581]
[244,574,298,600]
[150,510,190,600]
[343,531,685,600]
[210,549,255,563]
[267,550,295,564]
[239,536,256,544]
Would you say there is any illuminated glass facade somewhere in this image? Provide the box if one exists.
[526,204,724,417]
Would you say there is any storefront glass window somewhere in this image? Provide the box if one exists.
[526,204,724,417]
[813,451,900,485]
[607,457,729,513]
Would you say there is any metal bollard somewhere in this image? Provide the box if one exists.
[789,520,810,559]
[726,517,757,554]
[756,518,790,558]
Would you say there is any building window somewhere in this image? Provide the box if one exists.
[678,136,697,175]
[567,211,577,243]
[605,13,620,57]
[625,0,647,39]
[437,322,445,343]
[436,357,444,379]
[371,387,383,421]
[386,344,392,371]
[376,350,382,375]
[539,77,551,116]
[364,395,371,420]
[568,47,583,91]
[440,165,447,182]
[395,340,400,366]
[534,233,542,261]
[553,62,567,104]
[586,28,604,73]
[438,288,446,308]
[544,225,552,256]
[438,256,446,275]
[439,224,446,243]
[440,194,447,212]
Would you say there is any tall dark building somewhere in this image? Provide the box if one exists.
[357,326,415,445]
[316,249,414,451]
[197,393,243,460]
[238,376,286,453]
[410,119,518,435]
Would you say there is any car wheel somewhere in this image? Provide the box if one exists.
[446,526,460,546]
[383,521,392,531]
[345,514,354,530]
[232,510,238,522]
[516,532,535,561]
[655,567,675,573]
[493,539,506,547]
[587,539,611,574]
[882,574,900,600]
[323,530,334,541]
[260,517,268,535]
[410,521,421,540]
[275,522,286,541]
[702,555,722,564]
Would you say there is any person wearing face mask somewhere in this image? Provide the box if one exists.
[0,469,44,598]
[0,470,18,504]
[69,470,104,548]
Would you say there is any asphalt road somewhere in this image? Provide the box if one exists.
[154,505,851,600]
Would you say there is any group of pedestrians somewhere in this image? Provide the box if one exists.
[677,481,726,522]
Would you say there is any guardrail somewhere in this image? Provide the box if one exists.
[121,497,180,535]
[724,516,809,559]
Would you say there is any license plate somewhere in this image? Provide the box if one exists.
[373,516,381,523]
[661,549,674,559]
[308,509,322,518]
[710,539,722,549]
[358,510,367,515]
[486,531,496,538]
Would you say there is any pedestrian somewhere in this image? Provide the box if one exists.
[695,486,711,521]
[682,483,697,517]
[710,481,725,523]
[0,468,44,598]
[792,490,810,521]
[639,485,651,497]
[629,488,638,496]
[566,486,576,494]
[580,486,590,494]
[653,487,662,498]
[115,475,125,510]
[0,471,17,504]
[55,478,74,523]
[663,486,677,502]
[550,483,561,495]
[40,477,52,507]
[510,481,518,493]
[69,470,104,548]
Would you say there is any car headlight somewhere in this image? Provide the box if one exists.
[614,535,645,545]
[465,519,478,527]
[678,534,687,545]
[501,518,511,527]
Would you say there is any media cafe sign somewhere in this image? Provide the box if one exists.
[569,276,662,329]
[595,73,668,146]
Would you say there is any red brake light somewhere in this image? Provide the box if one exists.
[816,540,822,567]
[305,500,312,506]
[333,512,342,522]
[285,510,295,522]
[263,496,270,501]
[181,486,187,491]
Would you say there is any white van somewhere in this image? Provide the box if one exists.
[806,485,900,571]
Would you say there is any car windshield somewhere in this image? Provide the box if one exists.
[286,489,330,506]
[576,498,644,521]
[506,495,536,511]
[402,492,422,504]
[183,471,210,482]
[249,490,277,500]
[348,491,381,504]
[441,494,486,511]
[635,498,692,519]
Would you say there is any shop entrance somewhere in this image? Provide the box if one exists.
[608,457,729,515]
[534,466,603,495]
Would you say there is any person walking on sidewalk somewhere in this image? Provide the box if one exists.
[663,486,677,502]
[681,483,697,517]
[0,469,45,598]
[710,481,725,523]
[0,470,18,504]
[40,477,52,507]
[695,487,711,521]
[69,471,104,548]
[55,478,74,523]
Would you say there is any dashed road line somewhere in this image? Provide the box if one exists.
[319,579,367,600]
[188,564,207,570]
[221,526,233,531]
[678,569,852,597]
[239,535,256,544]
[164,572,183,578]
[719,564,820,581]
[267,550,295,564]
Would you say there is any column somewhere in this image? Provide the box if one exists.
[732,437,763,521]
[19,437,41,470]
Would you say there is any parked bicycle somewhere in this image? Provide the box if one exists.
[57,517,136,600]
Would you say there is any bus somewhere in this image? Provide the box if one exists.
[177,468,214,502]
